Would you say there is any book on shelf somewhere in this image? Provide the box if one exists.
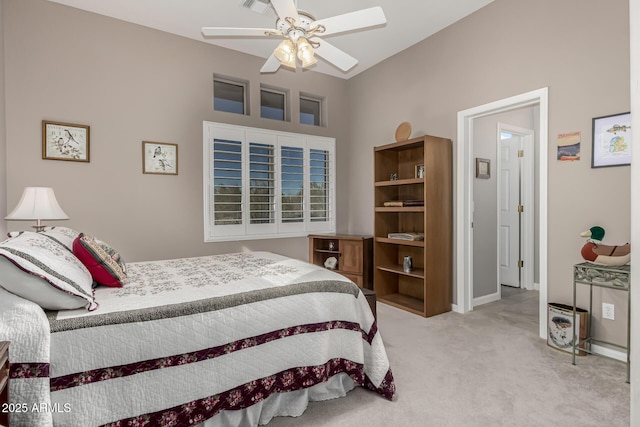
[387,232,425,241]
[382,200,424,207]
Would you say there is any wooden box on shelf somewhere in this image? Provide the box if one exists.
[308,234,373,289]
[373,135,452,317]
[0,341,9,427]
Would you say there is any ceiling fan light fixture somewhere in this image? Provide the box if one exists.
[274,39,296,68]
[203,2,387,74]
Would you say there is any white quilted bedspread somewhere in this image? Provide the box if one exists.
[1,252,395,427]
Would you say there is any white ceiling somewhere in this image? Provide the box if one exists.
[48,0,494,79]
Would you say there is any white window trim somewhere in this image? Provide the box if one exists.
[203,121,336,242]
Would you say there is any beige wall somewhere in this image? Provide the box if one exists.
[347,0,630,341]
[2,0,350,261]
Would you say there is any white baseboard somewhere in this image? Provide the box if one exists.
[533,282,540,291]
[473,292,500,307]
[590,343,627,362]
[451,303,461,313]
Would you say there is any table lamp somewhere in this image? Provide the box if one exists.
[5,187,69,231]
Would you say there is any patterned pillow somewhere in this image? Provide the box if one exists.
[0,232,96,310]
[7,226,81,252]
[73,234,127,287]
[41,226,81,251]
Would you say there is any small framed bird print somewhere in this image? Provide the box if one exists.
[142,141,178,175]
[42,120,90,162]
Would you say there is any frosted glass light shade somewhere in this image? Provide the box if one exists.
[297,38,317,67]
[5,187,68,230]
[274,40,296,68]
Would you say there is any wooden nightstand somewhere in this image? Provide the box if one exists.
[308,235,377,320]
[308,234,373,289]
[0,341,9,427]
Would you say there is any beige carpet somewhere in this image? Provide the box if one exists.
[268,289,630,426]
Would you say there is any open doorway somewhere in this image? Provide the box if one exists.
[456,87,549,340]
[471,115,535,305]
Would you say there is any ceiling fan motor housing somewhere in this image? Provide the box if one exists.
[276,11,317,42]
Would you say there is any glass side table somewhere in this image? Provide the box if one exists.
[572,262,630,383]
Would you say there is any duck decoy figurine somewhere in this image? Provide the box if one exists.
[580,226,630,266]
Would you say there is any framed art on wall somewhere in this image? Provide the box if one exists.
[475,158,490,179]
[42,120,90,162]
[142,141,178,175]
[591,112,631,168]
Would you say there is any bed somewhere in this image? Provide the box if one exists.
[0,228,395,426]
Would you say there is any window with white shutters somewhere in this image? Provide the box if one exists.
[203,122,335,242]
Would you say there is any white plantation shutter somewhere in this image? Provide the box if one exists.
[307,139,334,232]
[204,122,335,241]
[246,131,278,235]
[280,146,305,222]
[309,149,329,222]
[249,142,275,224]
[213,139,242,226]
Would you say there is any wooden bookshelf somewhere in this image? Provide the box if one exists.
[373,135,452,317]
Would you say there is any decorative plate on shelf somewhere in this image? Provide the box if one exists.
[395,122,412,142]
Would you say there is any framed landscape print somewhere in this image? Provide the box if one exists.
[591,112,631,168]
[42,120,90,162]
[142,141,178,175]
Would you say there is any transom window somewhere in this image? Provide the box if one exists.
[260,87,287,121]
[300,94,322,126]
[214,76,248,115]
[203,122,335,241]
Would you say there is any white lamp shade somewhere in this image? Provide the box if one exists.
[5,187,69,221]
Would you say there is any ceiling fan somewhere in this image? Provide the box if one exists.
[201,0,386,73]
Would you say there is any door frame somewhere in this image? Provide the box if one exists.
[496,122,535,294]
[456,87,549,339]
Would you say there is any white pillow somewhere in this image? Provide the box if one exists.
[0,232,96,310]
[7,226,80,252]
[41,226,81,251]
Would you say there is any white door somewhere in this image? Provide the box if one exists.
[499,133,521,288]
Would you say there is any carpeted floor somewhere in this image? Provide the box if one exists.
[268,289,630,426]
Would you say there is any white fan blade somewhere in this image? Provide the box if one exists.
[311,38,358,72]
[314,7,386,37]
[260,53,281,73]
[271,0,299,24]
[202,27,278,37]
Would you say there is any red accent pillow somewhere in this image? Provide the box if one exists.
[73,234,127,287]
